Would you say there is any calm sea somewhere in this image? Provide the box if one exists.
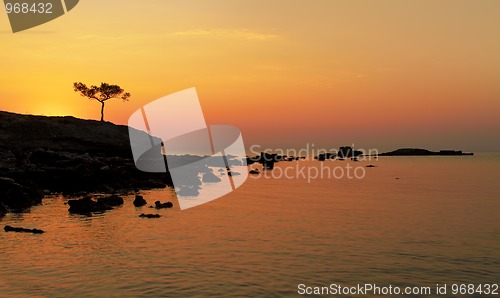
[1,153,499,297]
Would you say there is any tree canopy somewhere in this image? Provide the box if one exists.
[73,82,131,121]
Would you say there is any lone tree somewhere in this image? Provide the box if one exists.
[73,82,131,122]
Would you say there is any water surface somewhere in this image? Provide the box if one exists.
[1,154,499,297]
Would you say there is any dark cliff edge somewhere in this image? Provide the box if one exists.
[0,111,172,215]
[380,148,474,156]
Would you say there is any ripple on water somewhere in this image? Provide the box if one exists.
[1,156,500,297]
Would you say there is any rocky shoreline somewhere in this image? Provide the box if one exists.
[0,111,173,217]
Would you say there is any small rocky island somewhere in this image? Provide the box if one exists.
[0,111,172,217]
[380,148,473,156]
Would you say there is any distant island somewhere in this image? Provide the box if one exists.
[379,148,473,156]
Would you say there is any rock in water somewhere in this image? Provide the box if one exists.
[0,177,43,212]
[263,161,274,170]
[133,195,147,207]
[139,213,161,218]
[177,186,200,197]
[155,201,173,209]
[249,169,260,175]
[67,196,113,215]
[4,225,44,234]
[97,195,124,207]
[202,171,222,183]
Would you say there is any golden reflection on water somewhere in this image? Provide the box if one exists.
[0,154,499,297]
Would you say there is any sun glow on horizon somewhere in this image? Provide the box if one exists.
[0,0,499,151]
[30,105,76,117]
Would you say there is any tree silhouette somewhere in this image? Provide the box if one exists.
[73,82,131,122]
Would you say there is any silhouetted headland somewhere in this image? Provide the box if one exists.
[380,148,474,156]
[0,111,172,216]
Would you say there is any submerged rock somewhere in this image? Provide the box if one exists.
[133,195,147,207]
[249,169,260,175]
[97,195,124,207]
[365,164,377,168]
[67,196,113,215]
[139,213,161,218]
[315,153,336,161]
[155,201,173,209]
[4,225,44,234]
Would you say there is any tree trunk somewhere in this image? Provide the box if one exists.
[100,101,105,122]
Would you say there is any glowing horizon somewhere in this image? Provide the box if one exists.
[1,0,499,152]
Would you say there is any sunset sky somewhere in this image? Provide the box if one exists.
[1,0,499,152]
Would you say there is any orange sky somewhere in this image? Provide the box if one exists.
[1,1,499,152]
